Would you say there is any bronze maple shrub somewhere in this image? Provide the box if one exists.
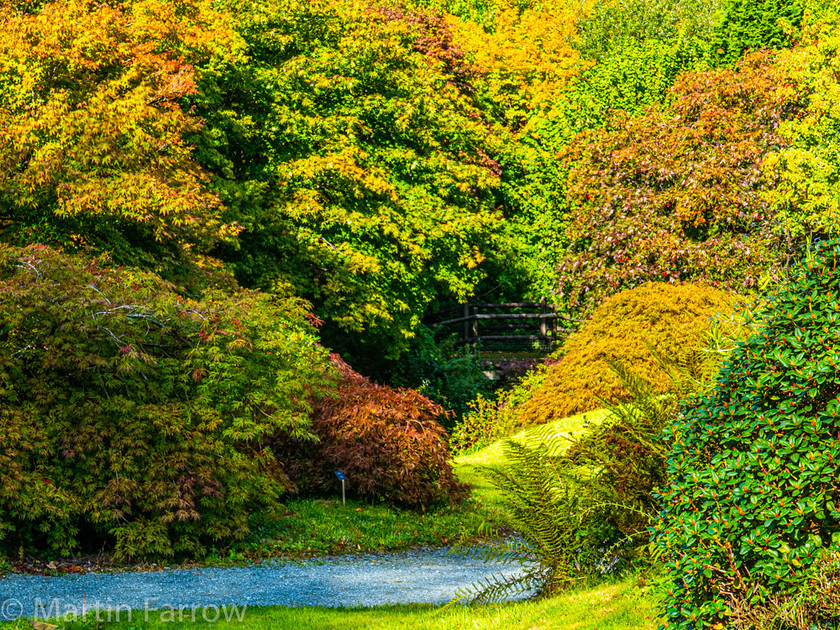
[0,245,334,560]
[274,357,468,508]
[516,283,742,425]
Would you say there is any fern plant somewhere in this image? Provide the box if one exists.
[569,338,739,548]
[451,438,609,604]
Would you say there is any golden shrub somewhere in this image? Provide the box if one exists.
[515,282,743,425]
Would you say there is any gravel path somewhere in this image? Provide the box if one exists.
[0,548,528,620]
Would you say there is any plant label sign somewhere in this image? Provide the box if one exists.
[335,470,346,505]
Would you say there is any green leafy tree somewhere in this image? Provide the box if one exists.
[711,0,805,66]
[764,6,840,245]
[574,0,720,62]
[193,0,509,359]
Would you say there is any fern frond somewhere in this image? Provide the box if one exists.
[456,537,539,566]
[448,436,605,604]
[449,568,547,606]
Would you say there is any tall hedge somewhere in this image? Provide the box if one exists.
[515,283,742,426]
[658,240,840,628]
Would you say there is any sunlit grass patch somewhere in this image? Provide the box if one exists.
[0,577,657,630]
[456,408,608,467]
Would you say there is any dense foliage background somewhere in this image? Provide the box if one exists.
[3,0,840,622]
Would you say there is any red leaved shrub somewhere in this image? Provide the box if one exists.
[273,356,468,508]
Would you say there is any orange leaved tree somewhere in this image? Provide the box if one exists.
[0,0,240,278]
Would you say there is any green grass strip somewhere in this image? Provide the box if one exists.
[0,578,656,630]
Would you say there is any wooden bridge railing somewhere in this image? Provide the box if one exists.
[430,299,584,352]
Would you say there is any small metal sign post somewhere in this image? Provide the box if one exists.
[335,470,346,506]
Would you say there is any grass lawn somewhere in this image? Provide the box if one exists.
[0,406,665,630]
[232,497,500,560]
[207,409,610,562]
[0,578,657,630]
[223,409,610,562]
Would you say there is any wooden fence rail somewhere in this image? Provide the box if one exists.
[430,299,584,351]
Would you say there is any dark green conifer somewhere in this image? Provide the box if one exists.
[712,0,804,65]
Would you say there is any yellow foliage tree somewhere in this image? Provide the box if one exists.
[0,0,240,273]
[448,0,591,129]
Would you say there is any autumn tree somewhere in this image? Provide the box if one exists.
[554,51,806,315]
[274,356,467,508]
[0,0,240,286]
[447,0,585,129]
[441,0,724,299]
